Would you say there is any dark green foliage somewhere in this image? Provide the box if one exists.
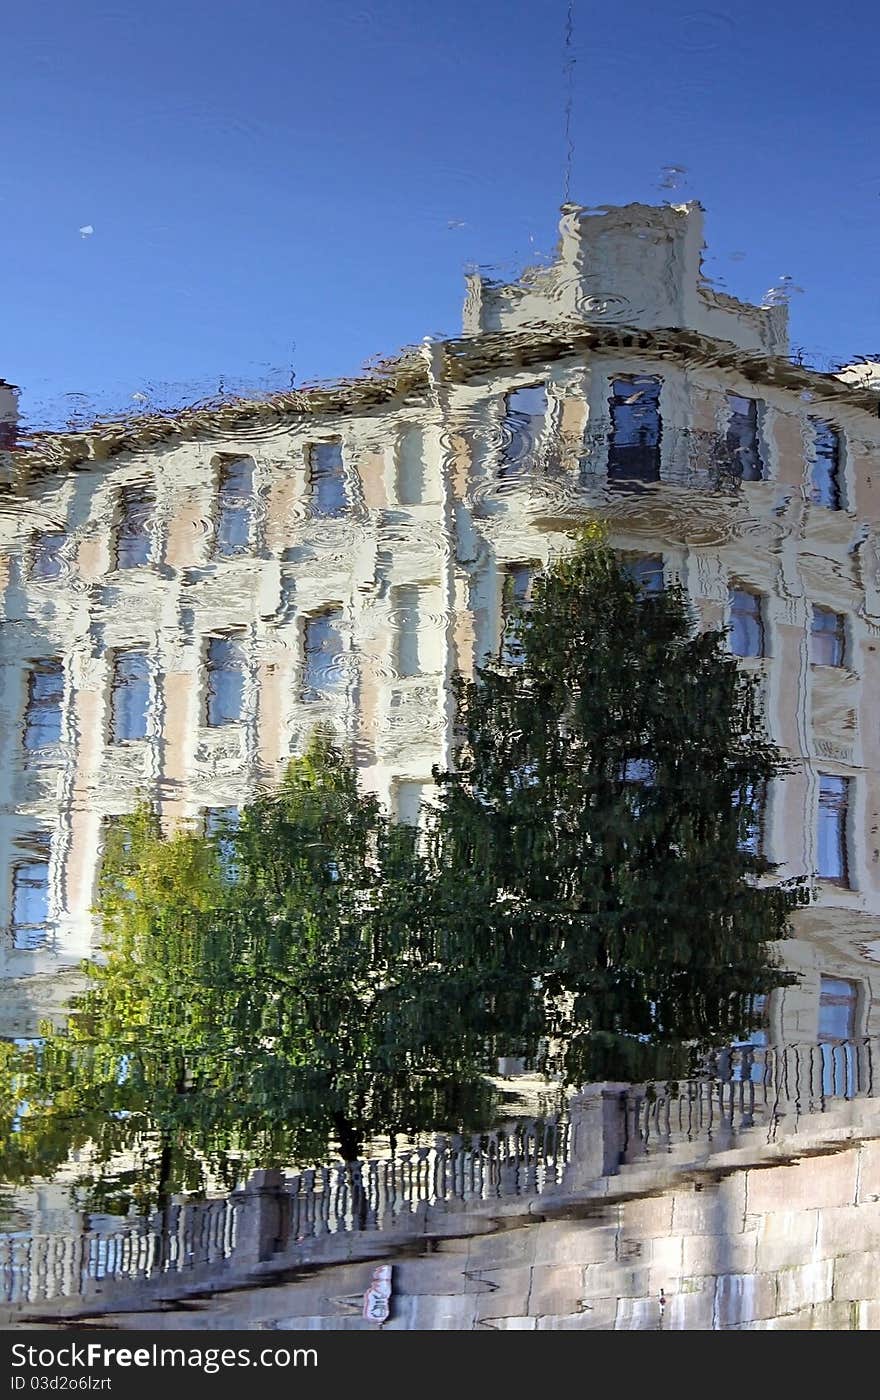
[427,523,809,1083]
[0,528,809,1209]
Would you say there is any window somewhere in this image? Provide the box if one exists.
[395,780,426,827]
[11,838,51,950]
[726,393,764,481]
[819,976,859,1098]
[622,553,664,596]
[819,976,858,1041]
[730,993,769,1083]
[302,610,344,699]
[392,586,421,678]
[810,419,843,510]
[111,651,150,742]
[811,606,846,667]
[499,385,547,480]
[735,781,767,857]
[206,636,246,726]
[396,426,424,505]
[205,806,240,876]
[608,377,662,485]
[215,458,253,557]
[30,531,66,581]
[115,484,154,569]
[23,661,64,750]
[308,441,347,517]
[619,758,655,821]
[729,588,764,658]
[500,564,534,665]
[817,774,850,885]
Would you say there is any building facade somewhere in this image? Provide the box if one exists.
[3,201,880,1045]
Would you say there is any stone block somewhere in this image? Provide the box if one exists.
[746,1152,858,1214]
[465,1230,536,1270]
[714,1271,778,1327]
[832,1251,880,1301]
[648,1233,685,1277]
[808,1299,861,1330]
[469,1264,533,1317]
[527,1263,586,1316]
[857,1138,880,1204]
[671,1175,745,1234]
[479,1316,537,1330]
[536,1301,618,1330]
[663,1278,715,1330]
[615,1295,663,1330]
[817,1202,880,1256]
[683,1230,758,1277]
[854,1300,880,1329]
[583,1261,652,1299]
[531,1221,618,1267]
[775,1258,834,1315]
[621,1194,674,1236]
[754,1210,819,1271]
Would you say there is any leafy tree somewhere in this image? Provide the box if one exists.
[0,528,809,1210]
[426,523,809,1082]
[0,735,505,1211]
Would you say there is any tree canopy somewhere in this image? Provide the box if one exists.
[0,525,809,1209]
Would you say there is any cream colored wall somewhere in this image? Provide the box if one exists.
[3,333,880,1039]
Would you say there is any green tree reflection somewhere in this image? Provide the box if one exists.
[0,526,809,1210]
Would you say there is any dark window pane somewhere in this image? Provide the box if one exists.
[817,774,849,883]
[205,806,240,876]
[206,636,246,726]
[499,385,547,480]
[216,458,253,557]
[811,606,845,667]
[735,780,766,856]
[810,419,842,509]
[395,781,426,826]
[23,661,64,749]
[12,840,51,950]
[819,976,858,1040]
[111,651,150,741]
[303,611,344,698]
[392,587,420,678]
[115,484,154,569]
[500,564,534,665]
[608,377,661,485]
[729,588,764,657]
[622,554,664,595]
[31,531,67,580]
[397,426,424,505]
[309,442,347,517]
[726,393,764,481]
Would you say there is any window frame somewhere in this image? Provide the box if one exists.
[816,772,851,886]
[114,483,154,571]
[205,634,247,727]
[302,608,345,701]
[607,375,663,486]
[728,586,766,659]
[10,835,52,951]
[308,440,348,518]
[498,383,548,481]
[500,562,536,665]
[809,418,844,511]
[621,552,665,597]
[29,530,68,582]
[23,659,65,751]
[109,649,151,744]
[214,457,254,558]
[810,605,847,668]
[725,392,765,482]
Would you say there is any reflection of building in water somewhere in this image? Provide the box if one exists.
[3,201,880,1043]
